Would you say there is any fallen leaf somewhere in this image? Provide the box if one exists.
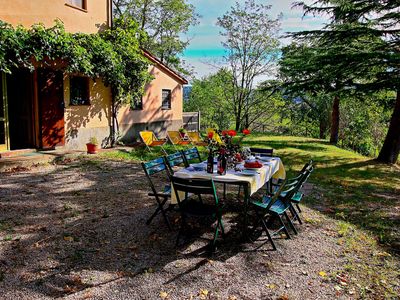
[159,291,168,299]
[228,296,237,300]
[277,295,289,300]
[199,289,209,299]
[266,283,276,289]
[318,271,327,277]
[63,236,74,242]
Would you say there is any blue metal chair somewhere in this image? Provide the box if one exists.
[141,157,172,230]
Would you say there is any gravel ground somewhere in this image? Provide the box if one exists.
[0,160,398,299]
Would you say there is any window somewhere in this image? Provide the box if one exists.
[161,89,171,110]
[70,76,90,106]
[66,0,87,10]
[132,97,143,110]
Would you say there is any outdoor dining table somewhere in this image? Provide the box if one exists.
[171,157,286,236]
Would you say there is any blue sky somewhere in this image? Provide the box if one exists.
[182,0,328,79]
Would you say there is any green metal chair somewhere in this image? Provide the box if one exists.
[141,157,173,230]
[171,176,225,251]
[250,179,299,250]
[272,160,314,224]
[181,147,202,167]
[250,147,274,157]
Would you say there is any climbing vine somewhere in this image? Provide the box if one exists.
[0,17,151,109]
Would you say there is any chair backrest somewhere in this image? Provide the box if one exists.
[264,179,287,210]
[250,147,274,157]
[140,131,156,146]
[141,157,171,194]
[167,131,183,145]
[187,131,202,142]
[164,151,185,174]
[171,176,219,205]
[299,159,314,174]
[181,147,202,167]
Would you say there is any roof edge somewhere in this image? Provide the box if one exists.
[141,49,188,85]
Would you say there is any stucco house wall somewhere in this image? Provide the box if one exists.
[118,64,184,141]
[0,0,111,34]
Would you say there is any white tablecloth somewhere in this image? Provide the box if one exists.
[171,157,286,204]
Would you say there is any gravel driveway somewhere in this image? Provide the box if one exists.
[0,159,398,299]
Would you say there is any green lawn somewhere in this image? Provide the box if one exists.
[244,134,400,247]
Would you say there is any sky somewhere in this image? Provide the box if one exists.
[182,0,329,80]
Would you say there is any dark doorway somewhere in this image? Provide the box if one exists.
[7,69,35,150]
[38,69,65,149]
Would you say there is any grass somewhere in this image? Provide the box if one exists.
[100,144,208,162]
[244,134,400,246]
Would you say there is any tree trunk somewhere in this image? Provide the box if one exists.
[319,117,328,139]
[377,90,400,164]
[330,96,340,144]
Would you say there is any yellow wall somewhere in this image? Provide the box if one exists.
[118,65,183,131]
[63,75,112,149]
[0,0,110,33]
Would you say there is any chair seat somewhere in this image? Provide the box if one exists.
[194,141,208,146]
[178,141,191,145]
[269,199,289,215]
[148,185,171,197]
[179,199,216,216]
[280,191,303,203]
[149,140,166,146]
[250,195,273,209]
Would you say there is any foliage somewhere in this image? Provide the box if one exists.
[0,18,150,110]
[290,0,400,163]
[113,0,198,73]
[216,0,281,130]
[184,69,233,130]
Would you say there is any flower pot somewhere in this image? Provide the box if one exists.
[86,143,98,154]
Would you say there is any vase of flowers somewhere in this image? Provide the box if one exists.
[205,128,251,170]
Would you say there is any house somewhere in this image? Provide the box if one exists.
[0,0,187,153]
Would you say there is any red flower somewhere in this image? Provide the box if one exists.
[242,128,251,135]
[221,130,228,136]
[208,132,214,139]
[228,130,237,137]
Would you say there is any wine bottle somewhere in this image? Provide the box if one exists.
[217,149,227,175]
[206,149,214,174]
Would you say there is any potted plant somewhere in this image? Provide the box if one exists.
[178,127,187,138]
[86,137,99,154]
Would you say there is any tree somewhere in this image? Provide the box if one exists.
[293,0,400,163]
[112,0,198,72]
[216,0,281,131]
[184,69,233,130]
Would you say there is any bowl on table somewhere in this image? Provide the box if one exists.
[244,160,263,170]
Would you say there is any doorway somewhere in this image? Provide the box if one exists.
[0,73,9,151]
[7,69,36,150]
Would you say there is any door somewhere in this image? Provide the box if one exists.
[0,73,9,151]
[38,69,65,149]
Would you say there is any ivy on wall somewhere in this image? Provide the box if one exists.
[0,17,151,109]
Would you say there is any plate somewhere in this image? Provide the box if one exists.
[191,163,205,171]
[245,167,262,170]
[238,169,258,176]
[257,156,274,162]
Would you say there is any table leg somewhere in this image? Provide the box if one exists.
[242,182,250,239]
